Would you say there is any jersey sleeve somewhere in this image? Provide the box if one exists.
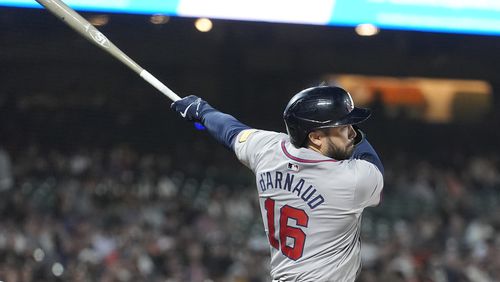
[233,129,280,171]
[353,160,384,209]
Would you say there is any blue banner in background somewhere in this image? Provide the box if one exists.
[331,0,500,35]
[2,0,500,35]
[108,0,180,15]
[0,0,181,15]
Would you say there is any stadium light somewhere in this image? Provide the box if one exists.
[195,18,213,32]
[150,14,169,25]
[88,15,109,26]
[355,23,379,36]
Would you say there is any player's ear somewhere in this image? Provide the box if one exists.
[307,130,324,147]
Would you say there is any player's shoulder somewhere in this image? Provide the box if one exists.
[324,159,379,186]
[235,129,286,146]
[233,129,288,169]
[345,158,382,172]
[344,159,383,183]
[348,159,384,208]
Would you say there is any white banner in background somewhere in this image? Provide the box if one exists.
[177,0,336,25]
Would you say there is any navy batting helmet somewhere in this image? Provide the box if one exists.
[283,86,371,147]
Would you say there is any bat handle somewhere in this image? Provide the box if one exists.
[139,70,205,130]
[140,70,181,101]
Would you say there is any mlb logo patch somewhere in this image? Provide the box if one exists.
[288,163,300,172]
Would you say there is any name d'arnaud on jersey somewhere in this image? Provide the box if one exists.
[258,170,324,209]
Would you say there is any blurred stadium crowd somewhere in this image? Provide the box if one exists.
[0,132,499,282]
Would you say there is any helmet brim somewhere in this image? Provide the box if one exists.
[295,107,372,132]
[339,107,371,125]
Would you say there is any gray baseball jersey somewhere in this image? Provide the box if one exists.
[234,129,383,282]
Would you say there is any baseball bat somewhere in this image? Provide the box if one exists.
[34,0,181,102]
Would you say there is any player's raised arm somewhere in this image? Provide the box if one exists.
[171,95,251,149]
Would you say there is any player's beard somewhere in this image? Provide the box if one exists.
[325,138,354,160]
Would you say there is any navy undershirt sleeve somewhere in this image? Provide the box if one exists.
[352,138,384,175]
[200,107,251,150]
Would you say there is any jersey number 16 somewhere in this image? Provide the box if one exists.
[264,198,309,260]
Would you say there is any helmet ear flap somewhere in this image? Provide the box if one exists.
[284,113,308,147]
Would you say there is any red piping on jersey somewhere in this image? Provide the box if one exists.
[281,141,338,163]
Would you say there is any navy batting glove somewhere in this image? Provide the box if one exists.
[171,95,207,122]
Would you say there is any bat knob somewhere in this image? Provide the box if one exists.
[194,122,205,130]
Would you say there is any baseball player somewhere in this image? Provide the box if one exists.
[172,86,384,282]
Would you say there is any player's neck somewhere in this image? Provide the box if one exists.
[307,144,325,156]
